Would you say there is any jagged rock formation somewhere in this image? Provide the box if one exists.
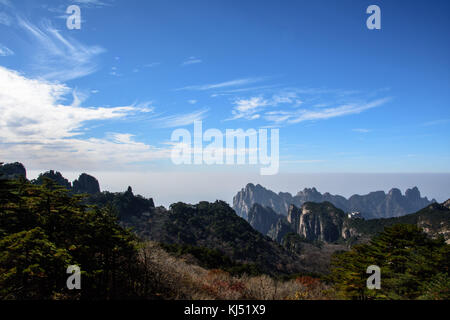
[247,203,281,235]
[0,162,26,180]
[32,170,72,189]
[288,202,347,243]
[247,200,450,245]
[32,170,101,195]
[248,202,351,243]
[233,183,289,220]
[73,173,101,194]
[267,218,293,244]
[233,183,435,220]
[86,186,155,222]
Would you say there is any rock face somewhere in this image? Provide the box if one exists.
[33,170,72,189]
[267,218,293,243]
[247,199,450,245]
[233,183,435,220]
[288,202,347,243]
[233,183,289,220]
[247,203,280,236]
[0,162,26,180]
[248,201,352,243]
[73,173,101,194]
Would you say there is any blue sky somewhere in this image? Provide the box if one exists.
[0,0,449,204]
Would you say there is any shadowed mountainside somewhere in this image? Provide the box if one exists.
[233,183,435,220]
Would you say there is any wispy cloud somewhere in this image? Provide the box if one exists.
[0,66,168,170]
[0,44,13,56]
[18,18,105,81]
[228,97,268,120]
[284,98,390,124]
[144,62,161,68]
[352,128,372,133]
[281,159,325,164]
[271,91,303,105]
[176,77,266,91]
[182,56,202,66]
[226,86,391,126]
[150,108,209,128]
[74,0,111,7]
[210,85,280,97]
[228,90,303,121]
[422,119,450,126]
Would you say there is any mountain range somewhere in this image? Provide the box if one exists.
[2,162,448,275]
[233,183,435,220]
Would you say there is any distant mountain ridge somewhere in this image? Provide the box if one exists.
[248,200,450,245]
[32,170,101,195]
[233,183,435,220]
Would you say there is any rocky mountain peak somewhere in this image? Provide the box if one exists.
[245,183,256,190]
[233,183,288,219]
[297,187,320,197]
[33,170,72,189]
[73,173,100,195]
[388,188,402,198]
[405,186,421,200]
[0,162,26,180]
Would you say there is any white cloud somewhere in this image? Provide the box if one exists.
[182,56,202,66]
[227,91,304,122]
[271,91,302,106]
[224,87,390,126]
[188,99,198,104]
[18,18,105,81]
[264,110,293,124]
[176,77,266,91]
[281,159,325,164]
[228,97,268,120]
[288,98,390,124]
[74,0,110,7]
[0,44,13,56]
[352,128,372,133]
[144,62,161,68]
[0,66,169,170]
[150,108,209,128]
